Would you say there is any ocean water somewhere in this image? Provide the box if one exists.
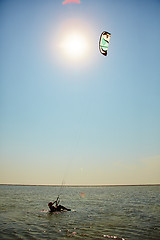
[0,185,159,240]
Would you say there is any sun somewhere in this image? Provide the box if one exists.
[61,32,87,59]
[48,19,93,65]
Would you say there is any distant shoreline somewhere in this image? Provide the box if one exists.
[0,184,160,187]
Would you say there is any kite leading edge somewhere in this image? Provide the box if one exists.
[99,31,111,56]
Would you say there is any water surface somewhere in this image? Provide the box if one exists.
[0,185,159,239]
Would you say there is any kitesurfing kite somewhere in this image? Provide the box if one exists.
[99,31,111,56]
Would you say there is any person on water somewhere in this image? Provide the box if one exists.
[48,197,71,212]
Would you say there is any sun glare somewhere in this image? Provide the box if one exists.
[48,19,93,66]
[61,32,87,59]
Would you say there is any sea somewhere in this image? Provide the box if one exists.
[0,185,159,240]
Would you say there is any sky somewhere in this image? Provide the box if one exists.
[0,0,160,185]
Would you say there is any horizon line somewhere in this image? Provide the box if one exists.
[0,183,160,187]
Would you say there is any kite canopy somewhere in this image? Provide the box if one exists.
[62,0,80,4]
[99,31,111,56]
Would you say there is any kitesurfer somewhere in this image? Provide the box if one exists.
[48,198,71,212]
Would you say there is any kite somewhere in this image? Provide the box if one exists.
[62,0,80,5]
[99,31,111,56]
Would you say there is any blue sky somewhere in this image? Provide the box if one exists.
[0,0,160,185]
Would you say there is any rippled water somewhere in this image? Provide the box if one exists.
[0,185,159,239]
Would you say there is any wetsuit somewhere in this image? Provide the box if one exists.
[49,205,57,212]
[56,205,71,211]
[49,204,71,212]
